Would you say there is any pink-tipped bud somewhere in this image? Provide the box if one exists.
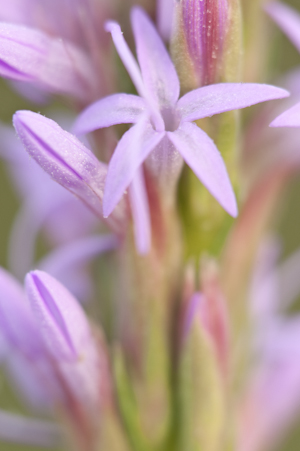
[183,0,228,86]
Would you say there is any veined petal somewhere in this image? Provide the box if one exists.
[0,22,96,101]
[178,83,290,122]
[168,121,237,216]
[103,117,165,217]
[131,6,180,107]
[25,271,93,361]
[73,93,146,136]
[270,101,300,127]
[265,2,300,54]
[129,167,151,255]
[13,111,109,222]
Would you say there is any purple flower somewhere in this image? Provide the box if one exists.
[0,0,115,103]
[266,2,300,128]
[237,238,300,451]
[74,7,289,218]
[0,22,97,102]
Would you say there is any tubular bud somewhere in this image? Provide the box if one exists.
[172,0,242,90]
[172,0,228,89]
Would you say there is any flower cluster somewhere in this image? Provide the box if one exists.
[0,1,300,451]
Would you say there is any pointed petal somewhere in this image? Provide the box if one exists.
[265,2,300,54]
[105,21,146,99]
[13,111,108,221]
[105,20,164,131]
[178,83,290,122]
[0,22,96,101]
[129,168,151,255]
[168,122,237,216]
[25,270,94,361]
[103,117,164,217]
[131,6,180,107]
[73,93,146,135]
[270,101,300,127]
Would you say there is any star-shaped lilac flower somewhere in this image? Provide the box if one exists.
[74,7,289,218]
[266,2,300,128]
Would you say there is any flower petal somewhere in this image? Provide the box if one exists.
[178,83,290,122]
[265,2,300,54]
[0,22,96,101]
[105,21,146,99]
[131,6,180,107]
[270,101,300,127]
[25,270,93,361]
[105,19,164,131]
[13,111,109,221]
[103,117,165,217]
[167,121,237,216]
[73,93,146,135]
[129,167,151,255]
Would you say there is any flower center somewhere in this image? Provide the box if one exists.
[160,106,180,132]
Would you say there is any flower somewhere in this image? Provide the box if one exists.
[238,238,300,451]
[74,7,289,219]
[266,2,300,127]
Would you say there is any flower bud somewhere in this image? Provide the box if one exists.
[13,111,126,234]
[179,291,226,451]
[25,270,101,407]
[172,0,242,90]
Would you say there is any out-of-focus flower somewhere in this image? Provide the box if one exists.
[266,2,300,127]
[242,68,300,192]
[74,7,288,219]
[0,0,115,104]
[0,268,106,447]
[0,268,102,408]
[238,239,300,451]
